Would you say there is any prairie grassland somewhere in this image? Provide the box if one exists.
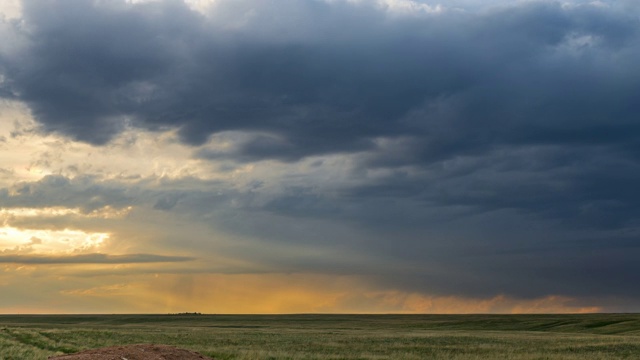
[0,314,639,360]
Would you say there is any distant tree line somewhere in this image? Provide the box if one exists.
[168,312,202,315]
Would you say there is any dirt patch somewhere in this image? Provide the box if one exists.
[48,344,215,360]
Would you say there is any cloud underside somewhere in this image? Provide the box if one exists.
[1,0,638,158]
[0,253,195,264]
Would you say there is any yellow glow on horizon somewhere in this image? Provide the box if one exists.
[48,273,602,315]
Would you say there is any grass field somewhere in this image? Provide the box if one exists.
[1,314,640,359]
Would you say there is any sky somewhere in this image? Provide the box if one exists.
[0,0,638,314]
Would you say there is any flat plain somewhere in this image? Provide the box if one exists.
[1,314,640,359]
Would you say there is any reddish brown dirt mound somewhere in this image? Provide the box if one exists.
[48,344,215,360]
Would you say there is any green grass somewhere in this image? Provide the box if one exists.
[0,314,639,359]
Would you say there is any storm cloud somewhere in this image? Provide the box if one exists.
[0,0,639,312]
[2,0,637,156]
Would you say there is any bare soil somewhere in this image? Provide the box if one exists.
[48,344,215,360]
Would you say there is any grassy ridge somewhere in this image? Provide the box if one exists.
[0,314,639,359]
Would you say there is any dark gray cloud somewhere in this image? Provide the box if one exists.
[2,0,637,158]
[351,145,640,229]
[0,253,195,264]
[0,174,134,212]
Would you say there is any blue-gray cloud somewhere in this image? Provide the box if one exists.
[2,0,637,158]
[0,174,133,212]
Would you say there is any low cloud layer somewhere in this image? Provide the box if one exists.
[0,0,639,312]
[0,253,195,264]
